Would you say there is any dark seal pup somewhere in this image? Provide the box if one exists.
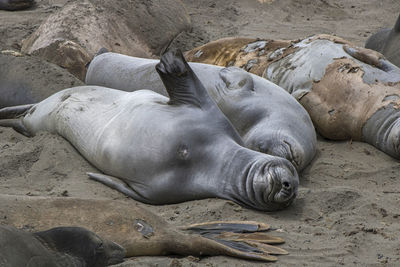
[0,0,34,11]
[0,225,125,267]
[0,50,299,211]
[365,14,400,67]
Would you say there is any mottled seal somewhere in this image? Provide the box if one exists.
[365,14,400,67]
[0,195,288,262]
[0,0,34,11]
[85,52,316,171]
[0,225,125,267]
[0,50,299,211]
[185,35,400,159]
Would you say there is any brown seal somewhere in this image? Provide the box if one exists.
[0,194,288,262]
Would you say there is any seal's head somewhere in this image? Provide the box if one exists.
[215,66,315,171]
[235,156,299,211]
[34,226,126,267]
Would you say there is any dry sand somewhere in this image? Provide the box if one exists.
[1,0,400,266]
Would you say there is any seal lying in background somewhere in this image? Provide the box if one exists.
[0,195,288,262]
[86,52,316,171]
[0,225,125,267]
[185,35,400,160]
[0,0,34,10]
[0,50,299,211]
[0,52,83,109]
[365,14,400,67]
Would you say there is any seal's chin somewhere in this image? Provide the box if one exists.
[249,158,299,211]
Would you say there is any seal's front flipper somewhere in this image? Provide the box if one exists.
[0,118,32,137]
[87,172,148,203]
[0,104,34,119]
[155,49,211,108]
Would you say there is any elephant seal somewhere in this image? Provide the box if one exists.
[365,14,400,67]
[85,52,316,171]
[0,50,299,211]
[0,195,288,262]
[185,35,400,160]
[0,225,125,267]
[0,0,34,11]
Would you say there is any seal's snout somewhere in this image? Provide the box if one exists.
[247,158,298,211]
[262,159,298,210]
[271,165,298,203]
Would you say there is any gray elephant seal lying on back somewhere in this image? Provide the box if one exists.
[365,14,400,67]
[86,52,316,171]
[0,50,299,211]
[0,225,125,267]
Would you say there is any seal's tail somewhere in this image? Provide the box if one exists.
[0,104,34,136]
[394,14,400,32]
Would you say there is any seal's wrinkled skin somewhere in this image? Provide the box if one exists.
[366,14,400,67]
[0,50,299,211]
[186,35,400,159]
[0,195,288,262]
[0,225,125,267]
[86,52,316,171]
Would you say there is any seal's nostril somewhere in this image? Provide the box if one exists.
[282,181,290,189]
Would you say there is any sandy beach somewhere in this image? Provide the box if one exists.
[1,0,399,266]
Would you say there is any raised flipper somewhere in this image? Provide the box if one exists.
[87,172,149,203]
[0,104,34,119]
[180,220,288,261]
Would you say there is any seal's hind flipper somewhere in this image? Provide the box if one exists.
[182,220,270,233]
[87,172,149,203]
[211,238,287,256]
[182,220,288,260]
[155,49,211,108]
[0,104,34,119]
[214,231,284,244]
[394,14,400,32]
[0,118,32,137]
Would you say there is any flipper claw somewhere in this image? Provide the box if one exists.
[214,231,285,244]
[182,220,270,233]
